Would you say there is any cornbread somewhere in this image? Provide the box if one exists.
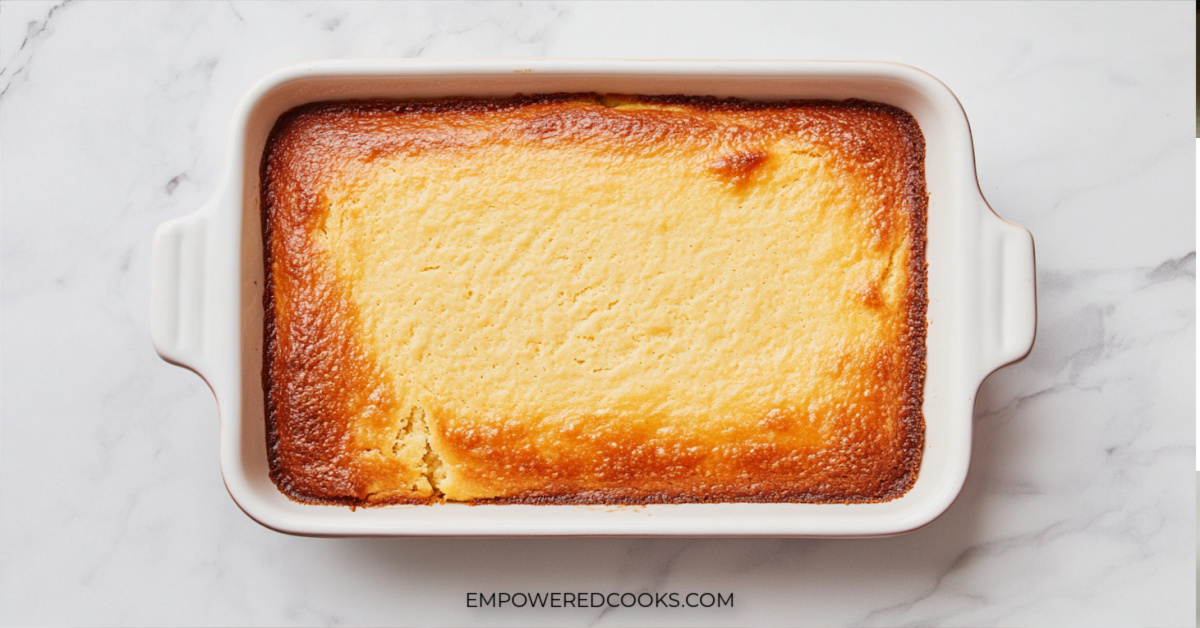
[261,94,927,506]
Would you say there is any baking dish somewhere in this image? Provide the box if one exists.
[151,59,1035,536]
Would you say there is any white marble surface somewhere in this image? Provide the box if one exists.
[0,1,1194,626]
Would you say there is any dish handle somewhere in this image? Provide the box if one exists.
[151,207,213,377]
[975,208,1037,379]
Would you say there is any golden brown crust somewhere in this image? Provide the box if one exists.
[262,93,927,506]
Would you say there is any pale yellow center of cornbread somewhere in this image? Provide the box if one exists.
[319,137,908,501]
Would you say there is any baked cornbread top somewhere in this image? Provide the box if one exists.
[262,94,927,505]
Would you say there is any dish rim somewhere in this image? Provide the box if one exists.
[150,58,1036,537]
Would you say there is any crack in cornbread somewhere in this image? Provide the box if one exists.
[261,94,927,506]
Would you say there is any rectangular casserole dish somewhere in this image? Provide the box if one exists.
[150,59,1036,536]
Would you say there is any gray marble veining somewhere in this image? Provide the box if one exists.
[0,2,1193,626]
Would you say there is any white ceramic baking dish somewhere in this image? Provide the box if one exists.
[151,59,1035,537]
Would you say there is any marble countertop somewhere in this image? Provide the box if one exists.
[0,2,1193,626]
